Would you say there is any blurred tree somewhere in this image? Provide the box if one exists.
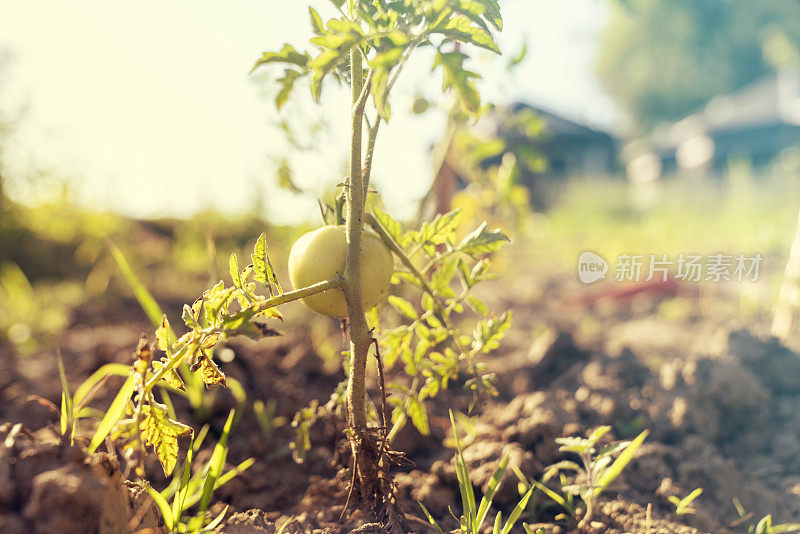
[598,0,800,131]
[0,50,14,208]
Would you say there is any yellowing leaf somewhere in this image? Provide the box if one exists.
[140,403,192,476]
[199,354,227,388]
[152,361,185,391]
[156,315,171,352]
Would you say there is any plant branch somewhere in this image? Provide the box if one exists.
[144,277,344,391]
[365,213,478,382]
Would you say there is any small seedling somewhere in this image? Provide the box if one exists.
[669,487,702,516]
[538,426,649,528]
[732,498,800,534]
[418,410,534,534]
[141,410,254,533]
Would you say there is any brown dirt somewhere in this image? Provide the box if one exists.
[3,275,800,533]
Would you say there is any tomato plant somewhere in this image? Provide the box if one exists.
[93,1,510,531]
[288,225,393,317]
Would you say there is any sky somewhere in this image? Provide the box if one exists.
[0,0,617,224]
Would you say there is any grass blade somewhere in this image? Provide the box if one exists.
[144,483,174,531]
[418,502,445,534]
[73,363,130,407]
[56,350,73,438]
[204,505,229,531]
[594,429,649,496]
[531,480,565,507]
[108,240,166,329]
[450,410,476,528]
[476,453,509,528]
[88,374,134,453]
[501,484,535,534]
[198,409,236,513]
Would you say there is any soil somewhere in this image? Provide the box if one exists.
[2,274,800,533]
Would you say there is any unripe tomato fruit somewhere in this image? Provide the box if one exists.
[288,225,394,317]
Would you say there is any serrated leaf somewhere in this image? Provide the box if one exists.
[457,222,510,256]
[435,15,500,53]
[432,258,457,292]
[277,68,304,110]
[388,295,417,319]
[408,395,429,435]
[309,6,325,35]
[181,304,198,330]
[433,51,481,113]
[251,233,281,296]
[372,207,406,245]
[466,296,488,316]
[140,403,192,476]
[229,254,241,288]
[419,208,462,246]
[251,43,310,73]
[472,311,512,353]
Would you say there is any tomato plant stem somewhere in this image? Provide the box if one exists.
[344,44,371,431]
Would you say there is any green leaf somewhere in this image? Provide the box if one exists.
[309,6,325,35]
[388,295,417,320]
[419,208,462,247]
[433,51,481,113]
[89,374,135,453]
[251,43,310,73]
[457,222,510,256]
[464,0,502,30]
[182,304,199,329]
[435,15,500,53]
[372,207,406,246]
[472,312,512,353]
[466,296,488,316]
[594,429,649,496]
[229,253,242,288]
[432,258,457,293]
[408,395,430,435]
[251,233,281,296]
[140,402,193,476]
[276,69,304,110]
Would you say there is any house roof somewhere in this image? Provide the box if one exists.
[647,70,800,152]
[476,102,616,142]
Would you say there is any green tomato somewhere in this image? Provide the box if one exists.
[288,225,394,317]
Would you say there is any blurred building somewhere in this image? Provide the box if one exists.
[495,103,619,179]
[624,70,800,182]
[422,103,619,215]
